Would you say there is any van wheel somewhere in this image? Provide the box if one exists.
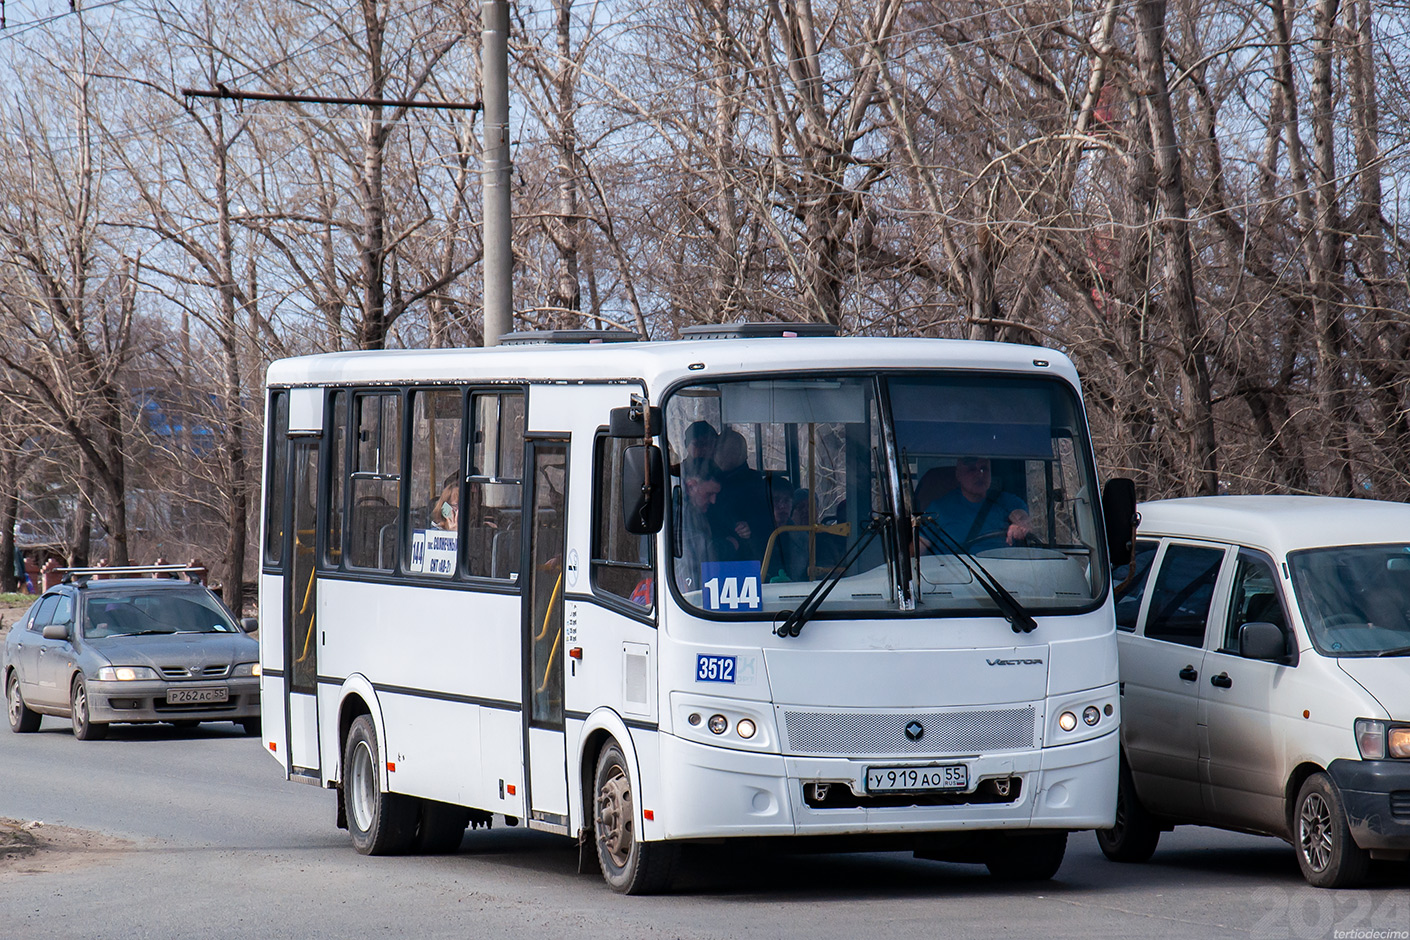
[1295,773,1370,888]
[7,672,40,733]
[343,715,416,855]
[984,831,1068,881]
[1097,760,1161,862]
[593,740,677,894]
[413,800,470,854]
[71,678,108,741]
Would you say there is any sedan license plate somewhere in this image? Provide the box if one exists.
[866,764,969,793]
[166,687,228,705]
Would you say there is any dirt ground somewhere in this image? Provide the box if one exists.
[2,597,132,875]
[0,818,131,876]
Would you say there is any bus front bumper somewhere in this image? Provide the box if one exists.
[654,730,1117,841]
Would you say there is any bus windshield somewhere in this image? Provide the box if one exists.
[665,372,1105,619]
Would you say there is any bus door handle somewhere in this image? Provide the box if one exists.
[1210,672,1232,689]
[1178,665,1198,682]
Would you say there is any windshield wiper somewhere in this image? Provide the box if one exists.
[1375,645,1410,657]
[916,516,1037,634]
[775,516,888,638]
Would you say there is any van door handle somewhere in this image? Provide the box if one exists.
[1210,672,1232,689]
[1178,665,1198,681]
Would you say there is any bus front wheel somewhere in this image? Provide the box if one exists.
[593,740,677,894]
[984,831,1067,881]
[343,715,417,855]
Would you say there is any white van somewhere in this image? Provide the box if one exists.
[1100,496,1410,887]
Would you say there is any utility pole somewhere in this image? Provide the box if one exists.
[481,0,513,347]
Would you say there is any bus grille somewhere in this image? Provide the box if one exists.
[782,707,1035,756]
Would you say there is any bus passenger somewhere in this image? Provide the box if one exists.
[709,429,772,562]
[677,458,722,592]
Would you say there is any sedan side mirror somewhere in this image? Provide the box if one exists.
[241,617,259,634]
[42,623,70,641]
[1239,621,1288,661]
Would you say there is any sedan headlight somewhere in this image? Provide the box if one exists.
[97,666,160,681]
[232,662,261,678]
[1355,719,1410,760]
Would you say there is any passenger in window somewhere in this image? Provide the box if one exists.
[683,420,719,462]
[430,474,459,531]
[921,456,1031,552]
[709,429,774,563]
[764,477,808,582]
[677,458,723,592]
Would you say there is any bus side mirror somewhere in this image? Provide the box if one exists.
[609,404,662,439]
[1102,477,1138,568]
[621,444,665,535]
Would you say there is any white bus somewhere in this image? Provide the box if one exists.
[258,326,1131,892]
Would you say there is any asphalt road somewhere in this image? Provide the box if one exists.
[2,715,1407,940]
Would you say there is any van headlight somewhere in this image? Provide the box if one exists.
[232,662,262,677]
[97,666,159,681]
[1355,719,1410,759]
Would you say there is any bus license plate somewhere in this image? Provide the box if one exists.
[167,687,228,705]
[866,764,968,793]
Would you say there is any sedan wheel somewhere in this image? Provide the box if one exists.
[7,672,41,733]
[70,677,109,741]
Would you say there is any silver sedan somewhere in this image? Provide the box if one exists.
[4,576,260,739]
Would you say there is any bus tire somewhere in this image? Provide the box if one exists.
[984,831,1067,881]
[343,715,416,855]
[1096,759,1161,863]
[1295,772,1370,888]
[71,677,108,741]
[593,740,676,894]
[414,800,470,854]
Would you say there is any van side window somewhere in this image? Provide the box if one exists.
[1223,552,1287,652]
[1114,539,1159,632]
[592,434,655,608]
[1144,544,1224,647]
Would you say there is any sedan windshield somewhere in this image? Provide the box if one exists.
[84,590,240,638]
[664,372,1105,618]
[1288,545,1410,656]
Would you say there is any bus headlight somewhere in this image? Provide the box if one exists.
[1083,706,1101,726]
[708,715,728,735]
[1058,711,1078,732]
[736,718,757,740]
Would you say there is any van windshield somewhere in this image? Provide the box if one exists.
[1288,545,1410,656]
[663,372,1105,618]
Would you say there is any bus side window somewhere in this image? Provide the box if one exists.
[592,433,655,608]
[324,391,347,566]
[468,390,525,580]
[264,390,289,567]
[347,392,402,570]
[406,388,464,578]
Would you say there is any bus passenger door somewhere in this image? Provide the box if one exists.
[522,438,570,830]
[284,437,321,779]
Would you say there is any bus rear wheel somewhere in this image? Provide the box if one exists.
[343,715,416,855]
[413,800,470,854]
[593,740,676,894]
